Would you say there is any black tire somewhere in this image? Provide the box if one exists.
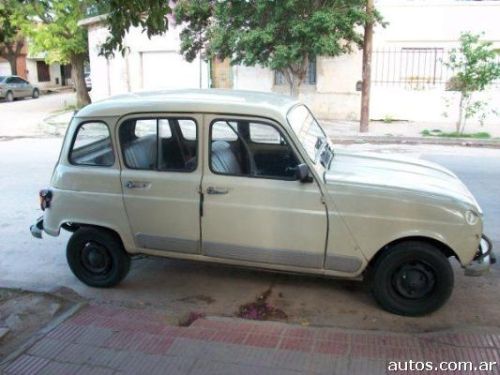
[32,89,39,99]
[5,91,13,102]
[66,227,131,287]
[371,241,454,316]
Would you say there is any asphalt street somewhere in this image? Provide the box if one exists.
[0,91,75,137]
[0,94,499,332]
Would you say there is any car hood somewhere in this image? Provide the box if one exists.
[324,150,480,209]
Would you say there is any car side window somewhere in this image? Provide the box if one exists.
[119,118,197,172]
[210,119,299,180]
[70,122,114,166]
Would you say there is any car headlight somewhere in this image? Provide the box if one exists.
[465,210,480,225]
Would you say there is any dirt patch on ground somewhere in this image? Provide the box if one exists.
[0,288,78,361]
[237,287,288,321]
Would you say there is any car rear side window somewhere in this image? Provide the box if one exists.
[119,118,198,172]
[70,122,114,166]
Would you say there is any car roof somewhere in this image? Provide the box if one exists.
[75,89,299,123]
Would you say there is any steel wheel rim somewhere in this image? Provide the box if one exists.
[392,260,436,300]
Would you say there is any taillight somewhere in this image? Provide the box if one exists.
[39,189,52,211]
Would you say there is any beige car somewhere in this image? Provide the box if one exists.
[31,89,494,316]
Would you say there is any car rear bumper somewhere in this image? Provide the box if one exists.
[30,216,44,239]
[464,234,496,276]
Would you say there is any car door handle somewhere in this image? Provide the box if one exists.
[207,186,229,195]
[126,181,151,189]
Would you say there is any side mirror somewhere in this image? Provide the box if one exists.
[296,163,313,183]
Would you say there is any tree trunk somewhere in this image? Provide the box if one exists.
[360,0,374,133]
[284,66,304,98]
[70,53,91,108]
[456,93,465,133]
[6,54,17,75]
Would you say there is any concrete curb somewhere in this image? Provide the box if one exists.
[331,135,500,148]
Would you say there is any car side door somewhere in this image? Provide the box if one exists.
[118,115,202,255]
[201,115,328,269]
[5,77,18,97]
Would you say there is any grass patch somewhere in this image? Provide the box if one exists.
[421,129,491,139]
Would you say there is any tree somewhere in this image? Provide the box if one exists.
[445,32,500,134]
[22,0,91,107]
[175,0,383,96]
[0,0,26,75]
[96,0,382,96]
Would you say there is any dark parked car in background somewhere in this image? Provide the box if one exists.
[0,76,40,102]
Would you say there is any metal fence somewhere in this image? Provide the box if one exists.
[371,48,500,90]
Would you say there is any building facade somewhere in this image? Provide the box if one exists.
[81,0,500,123]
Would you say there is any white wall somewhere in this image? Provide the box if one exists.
[87,21,210,101]
[25,59,62,88]
[0,61,10,76]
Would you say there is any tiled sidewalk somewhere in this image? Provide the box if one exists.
[2,304,500,375]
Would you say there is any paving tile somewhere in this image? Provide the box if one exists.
[56,343,99,365]
[268,350,312,372]
[176,328,216,340]
[76,365,115,375]
[313,339,349,356]
[85,348,130,369]
[243,333,281,348]
[314,330,350,343]
[4,354,50,375]
[189,359,301,375]
[284,327,316,339]
[149,355,196,375]
[308,354,349,375]
[167,337,210,358]
[134,335,175,355]
[27,338,68,359]
[75,326,114,347]
[46,323,86,342]
[116,352,162,374]
[348,358,387,375]
[278,337,313,353]
[38,361,82,375]
[210,329,248,344]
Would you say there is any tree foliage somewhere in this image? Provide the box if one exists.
[97,0,173,57]
[175,0,383,95]
[22,0,91,106]
[0,0,26,75]
[445,32,500,133]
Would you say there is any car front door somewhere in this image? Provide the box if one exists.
[201,115,328,269]
[119,115,202,255]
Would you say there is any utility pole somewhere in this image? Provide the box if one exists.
[360,0,374,133]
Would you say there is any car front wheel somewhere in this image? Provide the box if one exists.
[5,91,13,102]
[67,227,131,287]
[371,241,454,316]
[32,89,39,99]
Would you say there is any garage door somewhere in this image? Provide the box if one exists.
[0,62,11,76]
[142,51,201,90]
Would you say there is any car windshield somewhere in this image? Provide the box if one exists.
[287,104,334,168]
[0,76,6,83]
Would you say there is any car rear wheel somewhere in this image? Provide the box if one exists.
[371,241,454,316]
[32,89,39,99]
[5,91,13,102]
[67,227,131,287]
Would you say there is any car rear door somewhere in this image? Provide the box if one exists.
[118,114,202,255]
[200,115,328,269]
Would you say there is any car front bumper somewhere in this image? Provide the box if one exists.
[464,234,496,276]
